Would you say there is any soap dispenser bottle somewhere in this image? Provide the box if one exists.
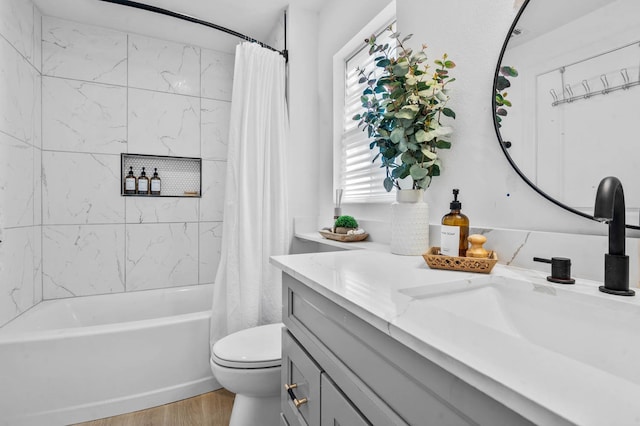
[137,167,149,195]
[441,189,469,257]
[124,166,137,195]
[150,168,161,196]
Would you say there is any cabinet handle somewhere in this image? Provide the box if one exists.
[284,383,308,408]
[293,397,308,408]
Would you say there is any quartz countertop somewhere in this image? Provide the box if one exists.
[270,249,640,426]
[294,230,390,252]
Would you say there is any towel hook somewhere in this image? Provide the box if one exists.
[564,84,574,102]
[550,89,559,105]
[600,74,610,94]
[581,80,591,98]
[620,68,630,89]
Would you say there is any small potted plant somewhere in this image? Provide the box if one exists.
[334,215,358,234]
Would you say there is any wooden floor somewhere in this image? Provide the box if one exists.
[74,390,235,426]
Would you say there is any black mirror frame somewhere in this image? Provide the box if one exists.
[491,0,640,230]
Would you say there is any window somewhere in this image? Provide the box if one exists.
[333,4,396,203]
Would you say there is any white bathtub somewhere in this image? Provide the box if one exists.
[0,284,220,426]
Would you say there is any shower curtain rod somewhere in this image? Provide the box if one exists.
[97,0,288,61]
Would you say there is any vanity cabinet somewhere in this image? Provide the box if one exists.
[280,272,533,426]
[282,330,368,426]
[281,330,321,425]
[320,374,369,426]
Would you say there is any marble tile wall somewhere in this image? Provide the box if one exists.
[0,0,42,326]
[467,226,640,287]
[38,16,233,300]
[297,217,640,287]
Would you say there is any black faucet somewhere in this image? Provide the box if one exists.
[593,176,635,296]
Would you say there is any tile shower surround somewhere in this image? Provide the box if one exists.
[41,17,232,299]
[1,14,233,315]
[0,0,43,327]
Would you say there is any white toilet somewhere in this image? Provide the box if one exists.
[210,323,283,426]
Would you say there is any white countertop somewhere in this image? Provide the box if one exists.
[295,230,390,252]
[270,249,640,426]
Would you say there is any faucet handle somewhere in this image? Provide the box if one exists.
[533,257,575,284]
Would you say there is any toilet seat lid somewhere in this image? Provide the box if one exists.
[212,323,283,369]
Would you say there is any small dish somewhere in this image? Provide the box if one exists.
[318,230,369,242]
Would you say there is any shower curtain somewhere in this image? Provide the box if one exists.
[210,42,290,344]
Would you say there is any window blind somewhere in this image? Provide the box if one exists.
[339,26,396,203]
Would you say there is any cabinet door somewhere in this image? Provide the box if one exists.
[280,412,291,426]
[321,374,370,426]
[282,330,321,426]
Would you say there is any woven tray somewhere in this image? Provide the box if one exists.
[319,230,369,242]
[422,247,498,274]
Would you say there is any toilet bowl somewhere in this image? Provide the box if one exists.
[210,323,283,426]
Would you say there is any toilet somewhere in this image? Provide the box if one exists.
[210,323,283,426]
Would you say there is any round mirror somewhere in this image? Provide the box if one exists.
[493,0,640,229]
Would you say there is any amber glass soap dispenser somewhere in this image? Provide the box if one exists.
[150,168,161,195]
[137,167,150,195]
[441,189,469,257]
[124,166,137,195]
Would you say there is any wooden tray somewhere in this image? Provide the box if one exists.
[319,230,369,242]
[422,247,498,274]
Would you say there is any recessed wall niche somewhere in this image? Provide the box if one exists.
[121,153,202,197]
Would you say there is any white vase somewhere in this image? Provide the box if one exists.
[390,189,430,255]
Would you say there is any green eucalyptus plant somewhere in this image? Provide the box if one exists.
[495,65,518,128]
[353,26,456,192]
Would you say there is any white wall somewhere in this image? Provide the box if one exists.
[313,0,614,237]
[0,0,42,326]
[265,9,286,52]
[287,3,320,225]
[316,0,393,229]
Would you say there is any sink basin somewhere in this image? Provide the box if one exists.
[400,275,640,385]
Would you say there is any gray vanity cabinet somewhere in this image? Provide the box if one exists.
[320,374,370,426]
[281,329,321,425]
[282,330,368,426]
[280,272,534,426]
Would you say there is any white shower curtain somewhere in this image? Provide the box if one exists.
[210,42,290,344]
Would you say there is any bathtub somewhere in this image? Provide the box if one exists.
[0,284,220,426]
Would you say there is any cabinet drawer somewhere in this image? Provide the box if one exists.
[321,373,370,426]
[282,329,321,426]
